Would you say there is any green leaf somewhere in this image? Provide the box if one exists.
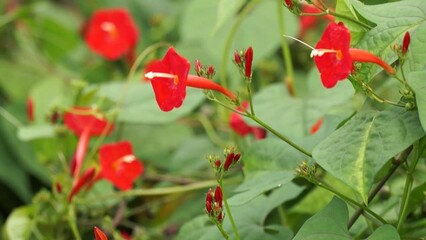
[17,124,55,141]
[408,71,426,132]
[335,0,368,44]
[251,69,354,139]
[293,197,351,240]
[176,185,301,240]
[351,0,426,80]
[4,206,34,240]
[98,82,205,124]
[313,105,425,202]
[211,0,245,35]
[366,225,400,240]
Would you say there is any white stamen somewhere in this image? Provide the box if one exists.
[283,35,314,50]
[144,72,176,80]
[101,22,116,32]
[122,155,136,163]
[310,49,339,58]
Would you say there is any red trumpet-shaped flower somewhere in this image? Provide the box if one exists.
[84,8,139,61]
[144,47,236,112]
[99,141,144,190]
[64,107,114,180]
[311,22,396,88]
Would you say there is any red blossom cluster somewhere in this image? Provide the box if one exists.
[205,186,224,223]
[64,107,143,201]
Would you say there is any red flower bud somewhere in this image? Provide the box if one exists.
[244,47,253,78]
[224,153,234,171]
[310,118,323,135]
[214,159,221,168]
[284,0,293,9]
[207,65,215,78]
[234,51,242,65]
[217,212,223,223]
[55,182,62,193]
[233,153,241,163]
[402,31,410,55]
[26,98,34,123]
[206,188,213,214]
[214,186,223,207]
[94,226,109,240]
[195,59,202,76]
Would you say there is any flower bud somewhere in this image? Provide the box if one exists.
[214,186,223,207]
[244,47,253,78]
[233,51,242,65]
[195,59,202,76]
[206,188,213,214]
[283,0,293,9]
[402,31,410,55]
[224,152,234,171]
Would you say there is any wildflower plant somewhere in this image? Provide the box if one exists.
[1,0,426,239]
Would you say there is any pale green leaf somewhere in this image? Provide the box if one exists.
[313,105,425,202]
[408,71,426,132]
[98,82,205,124]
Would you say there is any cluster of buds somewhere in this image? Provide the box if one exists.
[194,59,215,80]
[223,147,241,171]
[205,186,224,223]
[233,47,254,79]
[296,161,317,180]
[208,147,242,180]
[393,31,411,59]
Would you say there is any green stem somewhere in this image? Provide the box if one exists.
[248,114,312,157]
[0,106,23,128]
[67,204,82,240]
[220,182,240,240]
[317,181,387,225]
[277,0,295,95]
[349,76,405,108]
[397,143,420,230]
[348,147,413,228]
[246,81,255,115]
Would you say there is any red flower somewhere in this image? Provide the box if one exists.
[99,141,144,190]
[84,8,139,60]
[229,102,266,139]
[64,107,114,179]
[311,22,396,88]
[144,47,236,112]
[94,227,109,240]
